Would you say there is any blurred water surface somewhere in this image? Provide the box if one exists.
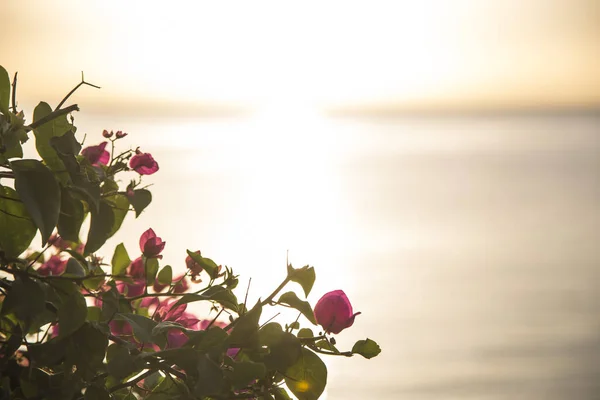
[76,111,599,399]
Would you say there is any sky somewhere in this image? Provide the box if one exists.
[1,0,599,115]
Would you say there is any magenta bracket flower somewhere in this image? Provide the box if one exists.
[129,151,159,175]
[140,228,165,258]
[314,290,361,334]
[81,141,110,166]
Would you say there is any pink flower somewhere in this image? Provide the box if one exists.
[37,255,67,276]
[129,152,159,175]
[81,142,110,166]
[313,290,361,334]
[140,228,165,258]
[115,257,146,297]
[153,274,189,293]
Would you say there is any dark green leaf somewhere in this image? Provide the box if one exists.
[84,200,114,255]
[11,159,61,245]
[105,193,129,238]
[111,243,131,276]
[0,66,9,114]
[50,130,81,183]
[117,313,166,348]
[277,291,316,325]
[106,344,138,380]
[57,290,87,338]
[272,387,293,400]
[84,385,110,400]
[65,323,108,380]
[195,353,225,397]
[284,348,327,400]
[64,257,86,277]
[0,185,36,257]
[187,326,228,352]
[128,189,152,217]
[287,265,316,297]
[0,277,47,331]
[225,358,266,389]
[57,187,84,242]
[157,265,172,285]
[351,338,381,359]
[32,101,71,182]
[229,301,262,347]
[258,323,301,371]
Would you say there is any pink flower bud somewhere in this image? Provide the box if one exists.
[102,129,113,138]
[115,130,128,139]
[314,290,361,334]
[81,142,110,166]
[139,228,165,258]
[129,152,159,175]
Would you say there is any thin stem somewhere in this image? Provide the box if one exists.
[55,71,101,110]
[262,276,291,306]
[11,72,17,113]
[26,104,80,132]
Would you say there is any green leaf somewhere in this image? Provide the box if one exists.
[297,328,314,339]
[157,265,172,286]
[84,200,114,255]
[277,291,317,325]
[57,290,87,338]
[57,187,84,242]
[32,101,71,182]
[87,306,102,322]
[287,265,316,297]
[284,348,327,400]
[106,344,138,380]
[84,385,110,400]
[0,185,36,257]
[195,353,225,397]
[128,189,152,217]
[172,286,238,312]
[50,130,81,183]
[117,313,166,348]
[258,323,302,372]
[186,250,219,279]
[63,257,86,277]
[145,257,159,285]
[229,301,262,347]
[111,243,131,276]
[351,338,381,359]
[0,277,47,331]
[0,66,9,114]
[65,323,108,380]
[186,326,228,352]
[224,358,266,389]
[272,387,293,400]
[11,159,61,245]
[105,193,129,238]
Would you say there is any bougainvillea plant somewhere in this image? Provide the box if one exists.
[0,66,380,400]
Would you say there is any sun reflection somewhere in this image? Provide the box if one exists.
[210,102,357,306]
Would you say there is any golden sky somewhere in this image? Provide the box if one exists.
[2,0,599,114]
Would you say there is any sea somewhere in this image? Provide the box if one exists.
[75,109,600,400]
